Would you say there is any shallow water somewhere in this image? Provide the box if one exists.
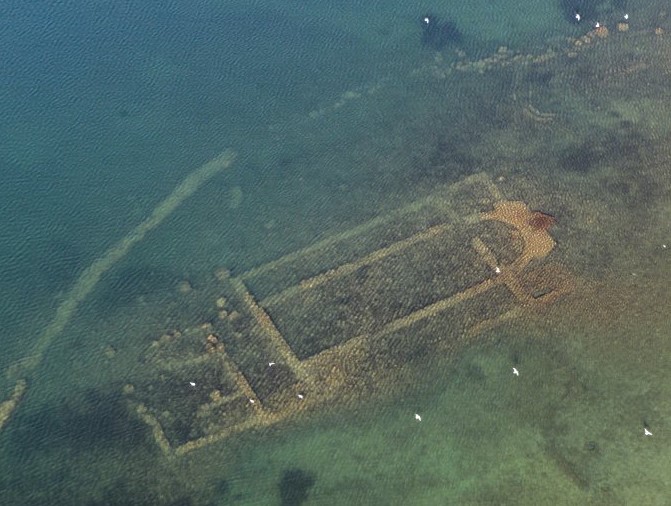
[1,0,671,504]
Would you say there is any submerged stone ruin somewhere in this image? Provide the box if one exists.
[124,172,574,457]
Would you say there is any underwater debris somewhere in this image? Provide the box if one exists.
[528,211,557,232]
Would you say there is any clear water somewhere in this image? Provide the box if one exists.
[1,0,670,504]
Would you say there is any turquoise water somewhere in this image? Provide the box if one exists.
[2,0,671,504]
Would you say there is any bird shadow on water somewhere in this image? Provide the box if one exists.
[419,13,463,51]
[278,468,316,506]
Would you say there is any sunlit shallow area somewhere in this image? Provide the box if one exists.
[1,0,670,504]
